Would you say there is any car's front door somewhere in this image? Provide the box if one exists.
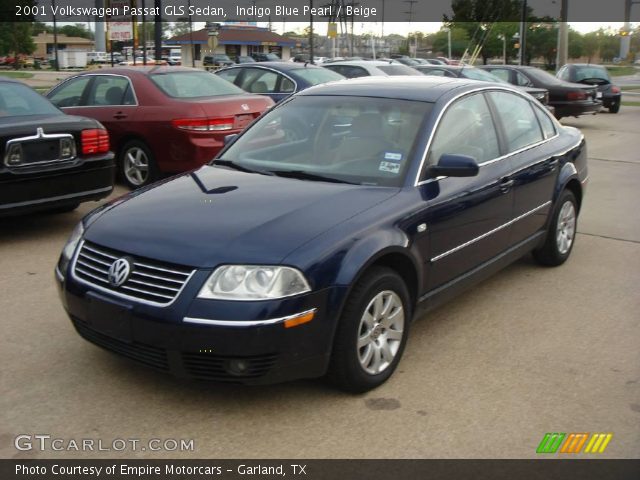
[416,92,515,291]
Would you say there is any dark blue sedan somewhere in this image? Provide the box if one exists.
[56,77,588,392]
[214,61,345,103]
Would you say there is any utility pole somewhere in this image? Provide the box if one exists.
[309,0,314,63]
[620,0,639,60]
[556,0,568,70]
[519,0,527,65]
[51,0,59,71]
[154,0,162,64]
[95,0,106,52]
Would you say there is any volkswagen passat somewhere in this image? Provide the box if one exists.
[56,77,588,392]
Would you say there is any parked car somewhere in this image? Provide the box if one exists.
[215,62,344,103]
[235,55,256,64]
[251,52,281,62]
[291,53,310,63]
[56,76,587,392]
[203,54,234,68]
[556,63,622,113]
[323,60,423,78]
[478,65,601,119]
[0,79,114,216]
[414,64,551,107]
[46,67,273,188]
[86,51,109,64]
[389,55,421,66]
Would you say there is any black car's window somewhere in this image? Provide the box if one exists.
[48,76,92,107]
[533,104,557,139]
[515,71,533,87]
[216,68,242,85]
[487,69,510,83]
[219,95,431,187]
[427,92,500,169]
[557,66,570,81]
[150,71,244,97]
[488,91,544,152]
[279,76,295,93]
[86,75,134,106]
[0,82,61,116]
[574,65,610,82]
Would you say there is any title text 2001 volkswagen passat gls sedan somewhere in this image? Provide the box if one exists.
[56,77,587,392]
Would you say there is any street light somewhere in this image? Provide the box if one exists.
[497,34,506,64]
[443,27,452,60]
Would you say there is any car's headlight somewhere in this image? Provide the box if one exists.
[57,222,84,274]
[198,265,311,300]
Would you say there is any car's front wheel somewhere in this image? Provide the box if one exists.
[120,140,158,189]
[609,103,620,114]
[328,267,411,393]
[533,189,578,266]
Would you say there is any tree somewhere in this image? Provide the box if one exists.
[0,1,36,61]
[527,24,558,68]
[582,32,600,64]
[568,29,584,59]
[59,24,94,40]
[430,27,469,58]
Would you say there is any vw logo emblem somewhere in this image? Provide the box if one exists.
[108,258,132,287]
[241,104,250,111]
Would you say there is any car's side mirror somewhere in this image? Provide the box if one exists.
[428,154,479,178]
[223,134,239,146]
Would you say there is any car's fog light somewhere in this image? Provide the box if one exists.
[226,359,250,376]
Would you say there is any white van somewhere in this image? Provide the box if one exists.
[86,51,108,64]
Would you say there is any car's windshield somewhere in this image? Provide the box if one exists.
[460,67,508,83]
[377,64,423,76]
[150,71,245,98]
[574,65,610,82]
[217,95,431,187]
[291,67,345,85]
[0,82,61,117]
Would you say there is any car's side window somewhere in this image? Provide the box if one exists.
[343,66,369,78]
[87,76,133,106]
[488,91,544,152]
[423,69,446,76]
[515,71,533,87]
[533,104,557,139]
[278,75,295,93]
[48,76,92,107]
[239,68,279,93]
[426,93,500,172]
[488,69,511,83]
[216,68,242,86]
[557,66,569,81]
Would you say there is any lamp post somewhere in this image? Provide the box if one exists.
[519,0,527,66]
[443,27,452,60]
[498,34,506,64]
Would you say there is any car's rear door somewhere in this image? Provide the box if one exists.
[417,91,514,291]
[486,90,559,243]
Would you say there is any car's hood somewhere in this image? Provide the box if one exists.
[85,166,399,268]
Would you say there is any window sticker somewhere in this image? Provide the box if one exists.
[379,161,401,174]
[383,151,403,162]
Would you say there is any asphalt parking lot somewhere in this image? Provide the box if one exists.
[1,107,639,460]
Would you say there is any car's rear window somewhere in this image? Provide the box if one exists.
[0,82,61,117]
[291,67,345,85]
[574,66,610,82]
[150,71,245,98]
[377,65,422,76]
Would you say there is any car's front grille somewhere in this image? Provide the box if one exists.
[73,241,194,305]
[182,352,278,381]
[72,317,170,371]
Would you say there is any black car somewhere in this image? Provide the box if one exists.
[556,63,622,113]
[0,79,114,216]
[479,65,601,119]
[235,55,256,64]
[57,77,587,392]
[251,52,281,62]
[203,54,234,68]
[415,65,551,107]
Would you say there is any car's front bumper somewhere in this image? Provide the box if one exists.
[56,266,347,385]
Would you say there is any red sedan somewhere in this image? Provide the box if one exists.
[47,67,274,188]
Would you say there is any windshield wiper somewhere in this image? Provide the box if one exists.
[214,159,273,176]
[269,169,356,184]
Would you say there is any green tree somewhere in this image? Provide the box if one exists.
[583,31,600,63]
[59,24,94,40]
[430,27,469,58]
[568,29,584,59]
[0,1,36,62]
[527,23,557,68]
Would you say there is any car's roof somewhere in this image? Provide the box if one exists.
[568,63,606,68]
[75,66,200,76]
[224,61,324,71]
[324,60,398,67]
[298,76,493,102]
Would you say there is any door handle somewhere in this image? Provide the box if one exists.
[499,178,515,192]
[113,113,127,119]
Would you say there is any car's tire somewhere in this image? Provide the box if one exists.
[119,140,158,189]
[609,104,620,114]
[327,267,411,393]
[533,190,578,266]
